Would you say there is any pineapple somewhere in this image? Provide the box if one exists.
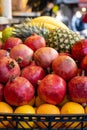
[47,28,83,53]
[12,18,83,53]
[12,22,49,41]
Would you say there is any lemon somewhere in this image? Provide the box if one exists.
[2,27,14,42]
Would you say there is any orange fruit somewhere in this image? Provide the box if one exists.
[14,105,35,128]
[36,103,61,128]
[35,95,45,107]
[61,102,85,128]
[0,102,13,128]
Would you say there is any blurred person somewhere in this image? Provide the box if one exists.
[71,9,85,32]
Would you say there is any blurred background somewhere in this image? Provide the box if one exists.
[0,0,87,37]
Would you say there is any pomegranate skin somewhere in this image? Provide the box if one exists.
[38,74,66,105]
[4,76,35,106]
[10,44,34,68]
[71,39,87,62]
[4,37,23,51]
[81,55,87,72]
[34,47,59,68]
[24,34,46,51]
[0,49,9,59]
[0,57,20,83]
[52,55,78,81]
[68,76,87,103]
[0,83,4,101]
[21,64,46,87]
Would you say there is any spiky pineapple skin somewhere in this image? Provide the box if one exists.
[12,23,49,41]
[46,28,84,53]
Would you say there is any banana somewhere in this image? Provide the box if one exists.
[28,21,57,30]
[31,16,69,30]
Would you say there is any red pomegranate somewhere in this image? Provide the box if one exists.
[68,76,87,103]
[71,39,87,62]
[21,64,46,87]
[0,83,4,101]
[38,74,66,105]
[0,57,20,83]
[0,49,9,59]
[10,44,34,68]
[34,47,59,69]
[81,55,87,71]
[52,55,78,81]
[24,34,46,51]
[3,37,23,51]
[4,76,35,106]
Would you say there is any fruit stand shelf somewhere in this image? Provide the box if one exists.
[0,114,87,130]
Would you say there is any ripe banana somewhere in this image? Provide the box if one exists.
[29,22,57,30]
[31,16,69,30]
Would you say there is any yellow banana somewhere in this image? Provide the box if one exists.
[31,16,69,30]
[28,21,57,30]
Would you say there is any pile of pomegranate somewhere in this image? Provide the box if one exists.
[0,34,87,107]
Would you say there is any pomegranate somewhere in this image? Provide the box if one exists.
[52,55,78,81]
[81,55,87,71]
[0,83,4,101]
[0,57,20,83]
[71,39,87,62]
[10,44,34,68]
[24,34,46,51]
[68,76,87,103]
[21,64,46,87]
[34,47,59,69]
[4,76,35,106]
[38,74,66,105]
[0,49,9,59]
[3,37,23,51]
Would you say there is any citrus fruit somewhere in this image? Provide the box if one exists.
[36,103,61,128]
[0,101,13,128]
[14,105,35,128]
[60,102,85,128]
[2,27,14,42]
[35,96,46,107]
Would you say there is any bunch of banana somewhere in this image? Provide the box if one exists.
[26,16,69,31]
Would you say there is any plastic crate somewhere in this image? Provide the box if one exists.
[0,113,87,130]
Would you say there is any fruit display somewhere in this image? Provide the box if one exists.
[0,16,87,129]
[12,16,83,53]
